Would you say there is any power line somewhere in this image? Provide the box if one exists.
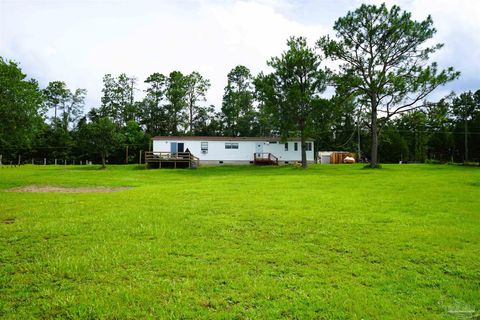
[333,129,480,135]
[0,143,147,151]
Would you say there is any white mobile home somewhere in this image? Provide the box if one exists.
[150,136,314,165]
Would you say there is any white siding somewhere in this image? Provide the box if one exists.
[262,141,314,162]
[152,139,314,163]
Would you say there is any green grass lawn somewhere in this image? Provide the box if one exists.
[0,164,479,319]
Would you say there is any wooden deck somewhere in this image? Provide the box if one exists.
[144,151,200,169]
[253,153,278,165]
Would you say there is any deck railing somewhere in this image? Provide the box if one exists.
[144,151,199,167]
[254,152,278,165]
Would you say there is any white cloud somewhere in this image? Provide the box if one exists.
[0,0,478,113]
[359,0,480,95]
[0,0,328,110]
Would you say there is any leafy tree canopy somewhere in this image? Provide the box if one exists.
[0,57,45,155]
[255,36,327,168]
[318,3,459,167]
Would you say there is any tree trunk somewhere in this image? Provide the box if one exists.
[172,114,177,135]
[101,152,106,169]
[357,110,361,162]
[370,100,379,168]
[189,102,193,134]
[63,112,68,131]
[301,130,307,169]
[464,119,468,162]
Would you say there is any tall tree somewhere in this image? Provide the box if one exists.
[123,120,148,163]
[44,82,86,130]
[43,81,70,122]
[190,105,217,135]
[452,91,478,162]
[63,88,86,130]
[425,97,454,161]
[100,73,137,125]
[185,71,210,134]
[255,37,327,168]
[0,57,44,156]
[140,72,168,136]
[398,110,429,162]
[222,65,256,136]
[377,119,409,163]
[37,123,74,160]
[100,74,119,120]
[78,117,123,168]
[165,71,188,135]
[318,3,459,167]
[117,74,138,124]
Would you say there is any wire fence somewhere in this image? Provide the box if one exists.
[0,151,145,167]
[0,155,94,167]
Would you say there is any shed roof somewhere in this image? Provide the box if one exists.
[152,136,312,142]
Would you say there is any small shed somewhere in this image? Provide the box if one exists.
[317,151,356,164]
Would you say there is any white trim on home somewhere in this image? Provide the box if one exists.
[152,136,314,164]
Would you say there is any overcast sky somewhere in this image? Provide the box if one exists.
[1,0,479,111]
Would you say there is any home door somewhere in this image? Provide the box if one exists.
[255,142,263,155]
[170,142,184,154]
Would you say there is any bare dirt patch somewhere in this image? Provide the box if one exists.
[3,218,15,224]
[8,185,130,193]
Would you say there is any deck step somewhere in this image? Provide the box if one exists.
[253,153,279,165]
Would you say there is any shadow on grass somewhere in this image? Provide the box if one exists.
[67,166,106,171]
[362,164,383,169]
[63,164,146,171]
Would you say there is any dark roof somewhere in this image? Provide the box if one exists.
[152,136,311,142]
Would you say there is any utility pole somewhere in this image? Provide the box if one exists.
[357,107,361,162]
[465,118,468,162]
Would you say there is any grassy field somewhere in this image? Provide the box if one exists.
[0,164,479,319]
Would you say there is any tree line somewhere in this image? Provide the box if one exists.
[1,3,479,168]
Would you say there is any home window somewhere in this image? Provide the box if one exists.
[225,143,239,149]
[269,141,277,144]
[294,142,298,151]
[306,142,312,151]
[201,142,208,153]
[284,143,288,151]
